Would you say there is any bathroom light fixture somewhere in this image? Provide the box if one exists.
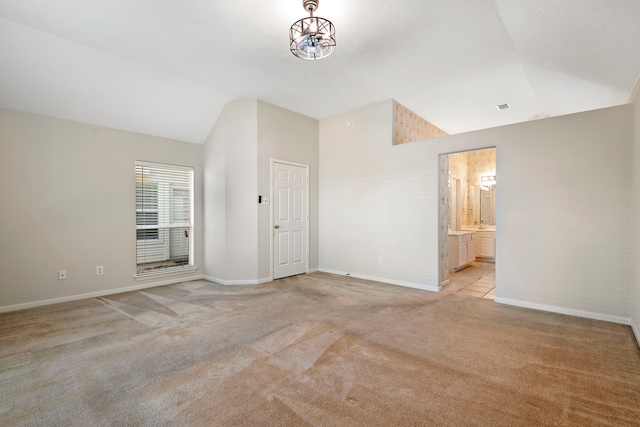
[290,0,336,60]
[481,175,497,184]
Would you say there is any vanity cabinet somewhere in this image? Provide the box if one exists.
[477,231,496,260]
[448,232,476,272]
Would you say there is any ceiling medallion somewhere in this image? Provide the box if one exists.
[289,0,336,60]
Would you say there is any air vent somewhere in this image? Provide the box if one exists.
[496,103,511,111]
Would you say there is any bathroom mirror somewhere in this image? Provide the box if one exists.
[449,177,461,230]
[469,185,496,225]
[473,185,496,226]
[480,185,496,225]
[447,147,496,229]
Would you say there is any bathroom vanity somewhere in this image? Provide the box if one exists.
[476,230,496,261]
[448,231,476,272]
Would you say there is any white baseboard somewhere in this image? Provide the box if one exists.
[440,279,450,290]
[204,270,322,286]
[631,321,640,348]
[319,268,439,292]
[494,297,631,325]
[203,276,270,286]
[0,274,204,313]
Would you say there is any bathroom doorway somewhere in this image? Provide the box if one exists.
[438,147,497,298]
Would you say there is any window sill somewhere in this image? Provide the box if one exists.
[134,266,199,281]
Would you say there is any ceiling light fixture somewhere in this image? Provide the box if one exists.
[290,0,336,60]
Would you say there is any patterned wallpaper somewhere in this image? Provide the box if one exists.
[467,148,496,188]
[393,101,448,145]
[466,148,495,224]
[446,148,496,225]
[439,154,449,287]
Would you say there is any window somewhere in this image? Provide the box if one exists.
[135,161,194,276]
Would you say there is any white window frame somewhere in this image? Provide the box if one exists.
[135,161,195,278]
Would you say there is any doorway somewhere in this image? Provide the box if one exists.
[271,159,309,280]
[438,147,497,296]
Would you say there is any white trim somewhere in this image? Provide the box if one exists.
[135,266,199,281]
[135,159,194,171]
[440,279,450,290]
[308,268,319,273]
[203,275,270,286]
[495,297,631,325]
[270,158,311,281]
[319,268,439,292]
[0,274,204,313]
[631,321,640,348]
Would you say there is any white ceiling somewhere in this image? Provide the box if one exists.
[1,0,639,143]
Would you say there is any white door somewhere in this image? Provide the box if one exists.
[273,162,308,279]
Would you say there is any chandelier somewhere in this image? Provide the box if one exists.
[289,0,336,60]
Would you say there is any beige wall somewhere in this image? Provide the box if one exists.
[257,101,319,279]
[203,100,228,280]
[632,94,640,341]
[2,97,636,330]
[203,99,259,284]
[320,101,633,323]
[203,99,319,284]
[0,110,204,311]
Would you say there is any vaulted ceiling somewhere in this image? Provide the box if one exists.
[1,0,639,143]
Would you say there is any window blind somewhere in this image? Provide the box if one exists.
[135,161,194,276]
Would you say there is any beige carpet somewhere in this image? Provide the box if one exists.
[1,272,639,426]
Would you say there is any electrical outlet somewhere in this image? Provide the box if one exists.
[96,265,104,276]
[378,257,383,265]
[58,270,67,280]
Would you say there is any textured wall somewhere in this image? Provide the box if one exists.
[320,100,439,291]
[493,106,632,323]
[393,101,447,145]
[320,101,633,323]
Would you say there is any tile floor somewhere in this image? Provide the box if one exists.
[457,271,496,299]
[445,261,496,300]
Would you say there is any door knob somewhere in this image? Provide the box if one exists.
[274,225,280,229]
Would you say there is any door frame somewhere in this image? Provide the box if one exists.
[438,147,498,292]
[270,158,310,281]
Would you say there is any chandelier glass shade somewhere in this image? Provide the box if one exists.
[289,0,335,60]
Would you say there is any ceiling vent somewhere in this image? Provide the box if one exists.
[496,103,511,111]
